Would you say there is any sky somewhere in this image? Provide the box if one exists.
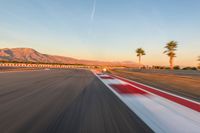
[0,0,200,66]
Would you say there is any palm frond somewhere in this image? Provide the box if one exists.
[163,50,168,54]
[164,41,178,57]
[136,48,146,57]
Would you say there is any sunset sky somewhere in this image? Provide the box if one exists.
[0,0,200,66]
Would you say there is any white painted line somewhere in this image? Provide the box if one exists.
[123,95,200,133]
[101,78,127,85]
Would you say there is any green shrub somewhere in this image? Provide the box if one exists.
[173,65,180,70]
[182,67,197,70]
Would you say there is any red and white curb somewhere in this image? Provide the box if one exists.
[94,72,200,133]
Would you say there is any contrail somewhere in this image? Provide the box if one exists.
[90,0,96,22]
[86,0,96,42]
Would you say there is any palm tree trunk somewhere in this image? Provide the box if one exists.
[170,57,173,70]
[139,55,141,69]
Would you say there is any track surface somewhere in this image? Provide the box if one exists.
[0,69,153,133]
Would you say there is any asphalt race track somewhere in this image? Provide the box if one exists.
[0,69,153,133]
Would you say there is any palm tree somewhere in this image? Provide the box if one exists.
[136,48,146,67]
[198,56,200,69]
[163,41,178,70]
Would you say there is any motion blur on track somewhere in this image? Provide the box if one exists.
[0,69,153,133]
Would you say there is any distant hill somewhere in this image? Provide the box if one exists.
[0,48,138,67]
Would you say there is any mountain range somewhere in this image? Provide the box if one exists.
[0,48,137,67]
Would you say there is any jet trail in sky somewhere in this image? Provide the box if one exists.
[90,0,96,22]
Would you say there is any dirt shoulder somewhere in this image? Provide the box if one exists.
[109,69,200,102]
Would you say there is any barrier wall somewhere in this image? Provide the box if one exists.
[0,63,93,69]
